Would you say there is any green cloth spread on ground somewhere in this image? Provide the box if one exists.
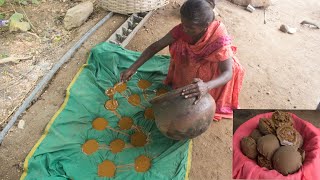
[21,42,192,180]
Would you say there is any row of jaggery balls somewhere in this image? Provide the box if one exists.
[241,111,305,176]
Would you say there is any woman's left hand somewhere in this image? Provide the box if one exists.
[181,78,210,105]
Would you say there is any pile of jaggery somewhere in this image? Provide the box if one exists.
[240,111,305,176]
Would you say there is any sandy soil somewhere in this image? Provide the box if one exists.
[1,0,320,179]
[0,0,113,128]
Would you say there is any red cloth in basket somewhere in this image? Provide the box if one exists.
[233,112,320,180]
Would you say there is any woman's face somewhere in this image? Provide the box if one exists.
[181,17,206,37]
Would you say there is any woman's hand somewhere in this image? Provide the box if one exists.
[120,68,136,82]
[181,78,210,105]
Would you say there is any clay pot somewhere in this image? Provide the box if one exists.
[150,85,216,140]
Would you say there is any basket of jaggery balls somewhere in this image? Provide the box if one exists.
[233,111,320,179]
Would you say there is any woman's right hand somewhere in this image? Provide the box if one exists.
[120,68,136,82]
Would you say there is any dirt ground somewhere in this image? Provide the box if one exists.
[0,0,115,128]
[1,0,320,179]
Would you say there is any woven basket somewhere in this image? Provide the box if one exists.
[100,0,170,15]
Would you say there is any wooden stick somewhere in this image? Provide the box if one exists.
[0,93,27,126]
[264,8,267,24]
[19,3,37,32]
[0,10,14,14]
[0,105,19,126]
[8,2,17,13]
[0,56,32,64]
[0,66,35,91]
[26,31,41,41]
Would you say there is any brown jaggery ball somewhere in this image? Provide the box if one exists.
[276,125,302,147]
[240,137,258,159]
[257,134,280,160]
[272,146,303,176]
[272,111,294,129]
[257,154,273,170]
[250,129,263,142]
[258,118,276,135]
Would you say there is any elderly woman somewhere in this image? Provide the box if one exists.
[121,0,244,121]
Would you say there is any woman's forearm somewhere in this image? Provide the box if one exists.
[207,70,233,90]
[130,43,161,71]
[129,33,175,71]
[206,58,233,90]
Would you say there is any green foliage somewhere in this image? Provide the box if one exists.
[0,0,5,6]
[0,53,9,59]
[0,0,40,7]
[0,13,4,20]
[15,0,40,5]
[31,0,39,5]
[15,0,28,5]
[9,12,31,32]
[10,12,24,21]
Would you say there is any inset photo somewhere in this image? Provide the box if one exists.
[233,110,320,179]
